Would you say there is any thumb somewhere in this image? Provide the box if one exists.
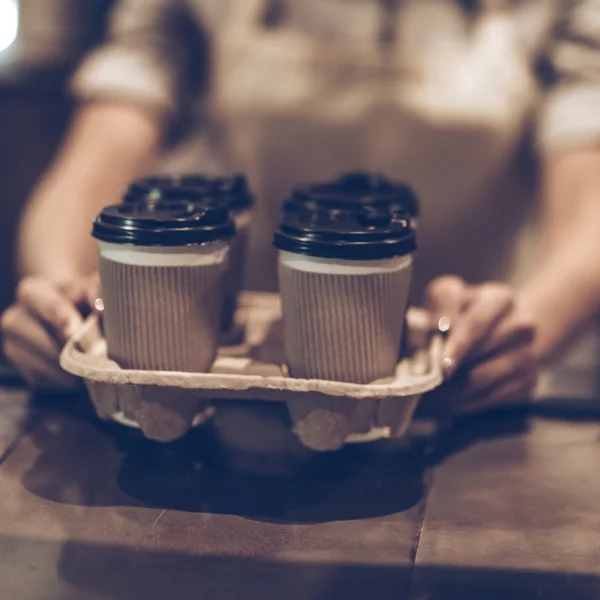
[60,273,101,316]
[423,276,469,377]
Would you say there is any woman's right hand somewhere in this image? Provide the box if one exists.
[1,274,99,390]
[423,275,539,414]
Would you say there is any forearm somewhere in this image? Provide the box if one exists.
[519,147,600,362]
[18,101,162,283]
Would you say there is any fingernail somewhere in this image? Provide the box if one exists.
[437,316,451,335]
[93,298,104,314]
[442,354,456,379]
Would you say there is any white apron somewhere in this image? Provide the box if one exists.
[210,0,540,296]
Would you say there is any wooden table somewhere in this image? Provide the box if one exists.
[0,389,598,600]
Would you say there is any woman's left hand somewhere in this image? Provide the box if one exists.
[423,276,540,414]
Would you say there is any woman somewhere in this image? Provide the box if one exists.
[4,0,600,412]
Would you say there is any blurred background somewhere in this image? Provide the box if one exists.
[0,0,114,318]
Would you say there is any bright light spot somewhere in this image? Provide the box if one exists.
[0,0,18,54]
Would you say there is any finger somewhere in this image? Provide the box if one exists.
[470,311,536,362]
[17,278,83,342]
[424,276,468,316]
[456,371,538,414]
[466,346,538,396]
[58,279,88,304]
[424,276,469,324]
[60,273,103,317]
[3,340,79,389]
[58,277,95,317]
[444,284,514,377]
[1,305,62,363]
[84,273,103,315]
[84,272,101,308]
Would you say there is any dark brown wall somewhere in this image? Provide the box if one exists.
[0,84,72,314]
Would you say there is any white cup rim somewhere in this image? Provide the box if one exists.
[279,251,412,275]
[98,240,229,267]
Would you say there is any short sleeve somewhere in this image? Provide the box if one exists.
[70,0,209,128]
[537,0,600,152]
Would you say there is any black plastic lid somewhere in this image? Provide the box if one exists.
[128,174,254,211]
[287,171,419,217]
[92,201,236,247]
[181,174,254,211]
[273,207,416,260]
[125,178,211,206]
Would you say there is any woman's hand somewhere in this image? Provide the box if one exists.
[424,276,539,414]
[1,274,99,390]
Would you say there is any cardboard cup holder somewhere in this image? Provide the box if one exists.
[60,292,443,451]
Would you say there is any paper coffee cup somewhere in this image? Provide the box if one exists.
[127,174,254,336]
[93,202,235,372]
[274,208,417,384]
[274,207,416,451]
[279,252,412,383]
[183,176,254,336]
